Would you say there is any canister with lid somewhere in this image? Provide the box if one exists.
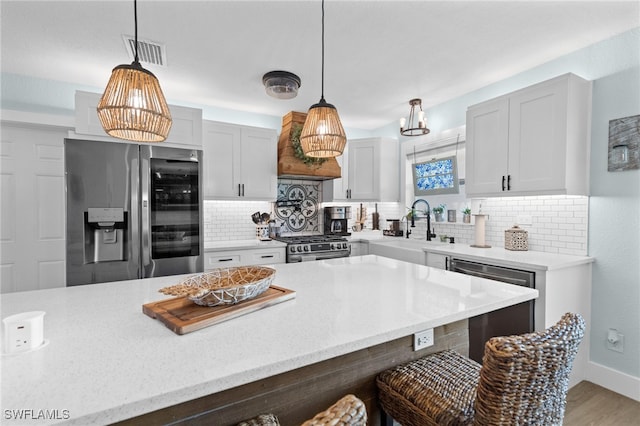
[505,225,528,251]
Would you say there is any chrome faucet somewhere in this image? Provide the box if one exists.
[411,199,436,241]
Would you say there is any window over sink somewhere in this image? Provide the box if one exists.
[412,155,460,196]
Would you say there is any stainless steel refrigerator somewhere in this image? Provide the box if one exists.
[65,138,203,286]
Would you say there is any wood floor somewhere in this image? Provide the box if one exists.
[564,381,640,426]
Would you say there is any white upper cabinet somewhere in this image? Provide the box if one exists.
[74,91,203,148]
[465,73,591,197]
[325,137,399,202]
[203,121,277,200]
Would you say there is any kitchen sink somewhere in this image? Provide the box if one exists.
[368,238,448,264]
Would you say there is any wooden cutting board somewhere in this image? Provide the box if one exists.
[143,285,296,335]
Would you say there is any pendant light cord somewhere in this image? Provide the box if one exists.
[133,0,139,63]
[320,0,325,101]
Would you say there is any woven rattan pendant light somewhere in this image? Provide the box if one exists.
[300,0,346,158]
[97,0,172,143]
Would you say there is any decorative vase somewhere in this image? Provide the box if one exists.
[434,212,445,222]
[463,214,471,223]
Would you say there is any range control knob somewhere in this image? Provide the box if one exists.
[297,246,302,252]
[290,246,296,253]
[304,246,309,252]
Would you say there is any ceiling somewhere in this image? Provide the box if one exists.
[1,1,639,131]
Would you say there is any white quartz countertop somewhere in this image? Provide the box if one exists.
[204,239,286,251]
[1,256,537,425]
[356,234,593,271]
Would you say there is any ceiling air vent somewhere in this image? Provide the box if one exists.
[122,35,166,67]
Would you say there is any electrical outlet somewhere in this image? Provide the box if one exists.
[414,329,434,351]
[517,215,533,225]
[5,322,32,353]
[606,329,624,353]
[3,311,45,354]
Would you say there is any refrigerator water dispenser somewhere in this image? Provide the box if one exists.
[84,208,127,263]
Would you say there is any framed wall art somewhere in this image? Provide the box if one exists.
[608,114,639,172]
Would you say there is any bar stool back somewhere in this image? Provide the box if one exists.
[376,312,585,426]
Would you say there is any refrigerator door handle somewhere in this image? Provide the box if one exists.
[131,156,141,278]
[141,157,151,269]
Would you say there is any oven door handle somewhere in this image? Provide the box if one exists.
[451,266,529,286]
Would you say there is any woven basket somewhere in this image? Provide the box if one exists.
[158,266,275,307]
[301,394,367,426]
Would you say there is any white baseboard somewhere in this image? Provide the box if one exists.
[586,360,640,401]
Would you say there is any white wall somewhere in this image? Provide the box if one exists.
[588,66,640,390]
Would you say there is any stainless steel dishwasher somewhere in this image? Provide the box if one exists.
[447,258,535,364]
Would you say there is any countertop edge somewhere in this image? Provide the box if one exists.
[421,245,594,271]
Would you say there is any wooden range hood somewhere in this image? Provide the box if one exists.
[277,111,341,180]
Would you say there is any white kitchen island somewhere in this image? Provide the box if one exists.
[1,255,537,425]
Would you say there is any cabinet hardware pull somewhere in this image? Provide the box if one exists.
[502,175,506,191]
[241,184,245,197]
[238,184,242,197]
[218,258,233,262]
[261,255,274,258]
[507,175,511,191]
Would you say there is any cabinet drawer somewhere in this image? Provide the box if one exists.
[247,249,285,265]
[205,253,242,269]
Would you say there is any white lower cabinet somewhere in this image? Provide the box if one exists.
[350,241,369,257]
[425,252,448,269]
[204,248,285,270]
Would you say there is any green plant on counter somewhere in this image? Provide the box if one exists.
[432,204,446,214]
[291,124,327,167]
[461,207,471,215]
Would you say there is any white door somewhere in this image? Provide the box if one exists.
[465,97,509,196]
[241,127,277,200]
[203,122,242,198]
[508,79,568,193]
[1,123,67,292]
[349,139,379,200]
[331,144,350,200]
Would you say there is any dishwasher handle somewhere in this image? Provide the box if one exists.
[451,266,529,286]
[448,258,534,288]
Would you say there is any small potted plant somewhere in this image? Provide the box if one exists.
[461,207,471,223]
[432,204,446,222]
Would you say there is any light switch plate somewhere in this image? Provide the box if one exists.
[517,215,533,225]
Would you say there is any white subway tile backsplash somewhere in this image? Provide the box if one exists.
[203,194,588,256]
[407,195,588,255]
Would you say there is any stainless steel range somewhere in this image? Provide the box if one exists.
[274,235,351,263]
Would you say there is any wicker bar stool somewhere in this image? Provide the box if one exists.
[238,394,366,426]
[376,312,585,426]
